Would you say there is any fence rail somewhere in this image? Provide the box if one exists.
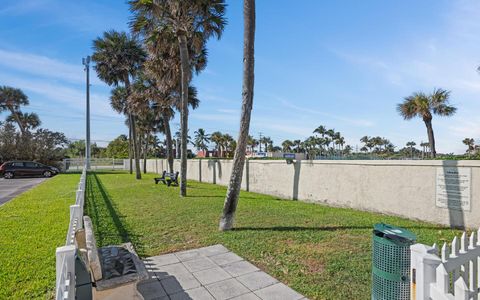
[63,158,124,172]
[411,230,480,300]
[55,167,87,300]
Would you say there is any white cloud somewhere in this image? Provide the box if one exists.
[0,48,101,85]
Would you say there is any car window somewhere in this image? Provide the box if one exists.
[12,162,24,167]
[24,162,37,168]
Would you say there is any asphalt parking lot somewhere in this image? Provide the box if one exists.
[0,177,48,206]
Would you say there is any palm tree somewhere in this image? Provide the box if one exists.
[6,112,40,132]
[220,0,255,231]
[92,30,146,179]
[211,131,223,157]
[462,138,475,155]
[313,125,327,137]
[130,0,226,197]
[0,86,29,135]
[406,141,416,158]
[110,86,134,174]
[194,128,210,152]
[397,88,457,158]
[247,135,257,153]
[281,140,293,152]
[293,139,302,153]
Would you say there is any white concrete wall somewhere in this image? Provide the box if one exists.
[125,159,480,228]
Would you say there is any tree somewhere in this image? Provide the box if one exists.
[397,88,456,158]
[0,86,29,135]
[281,140,293,152]
[219,0,255,231]
[110,86,133,173]
[194,128,210,152]
[462,138,475,155]
[130,0,226,196]
[406,141,416,158]
[92,30,146,179]
[211,131,223,157]
[6,112,41,132]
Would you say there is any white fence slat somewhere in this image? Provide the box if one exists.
[454,277,469,300]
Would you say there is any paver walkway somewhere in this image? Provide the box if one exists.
[139,244,307,300]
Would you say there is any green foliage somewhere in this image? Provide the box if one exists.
[0,174,79,299]
[86,172,461,299]
[106,135,130,159]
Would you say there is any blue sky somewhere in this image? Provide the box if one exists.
[1,0,479,153]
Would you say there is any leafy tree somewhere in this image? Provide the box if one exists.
[110,86,133,173]
[6,112,41,132]
[106,135,130,159]
[281,139,293,152]
[92,30,146,179]
[220,0,254,231]
[397,88,456,158]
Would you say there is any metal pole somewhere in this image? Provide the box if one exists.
[83,56,91,170]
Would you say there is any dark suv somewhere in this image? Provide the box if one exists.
[0,161,60,179]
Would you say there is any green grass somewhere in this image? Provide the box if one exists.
[85,172,462,299]
[0,174,80,300]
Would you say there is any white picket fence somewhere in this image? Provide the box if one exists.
[411,230,480,299]
[55,168,87,300]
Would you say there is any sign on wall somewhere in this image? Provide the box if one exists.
[435,167,471,211]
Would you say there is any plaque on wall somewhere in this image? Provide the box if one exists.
[436,167,471,211]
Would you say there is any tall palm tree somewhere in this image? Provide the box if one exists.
[313,125,327,137]
[194,128,210,152]
[397,88,456,158]
[220,0,255,231]
[110,86,133,174]
[130,0,226,197]
[92,30,146,179]
[210,131,223,157]
[6,112,41,132]
[0,86,29,135]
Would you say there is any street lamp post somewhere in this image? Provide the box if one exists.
[82,56,91,170]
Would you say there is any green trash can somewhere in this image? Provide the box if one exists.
[372,223,416,300]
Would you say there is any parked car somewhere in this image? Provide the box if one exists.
[0,161,60,179]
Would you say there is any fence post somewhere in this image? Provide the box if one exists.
[410,243,442,300]
[56,245,76,300]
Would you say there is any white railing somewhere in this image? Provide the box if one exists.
[63,158,124,172]
[55,167,87,300]
[411,229,480,300]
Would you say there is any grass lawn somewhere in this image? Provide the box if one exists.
[86,171,461,300]
[0,174,80,300]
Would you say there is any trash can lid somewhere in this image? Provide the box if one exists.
[373,223,416,244]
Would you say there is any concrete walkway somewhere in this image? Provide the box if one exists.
[139,244,307,300]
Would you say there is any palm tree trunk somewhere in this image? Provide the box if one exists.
[125,78,141,179]
[9,108,26,135]
[424,119,436,158]
[128,116,133,174]
[219,0,255,231]
[178,33,190,197]
[143,132,148,174]
[162,113,174,173]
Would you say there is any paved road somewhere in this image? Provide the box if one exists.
[0,177,48,206]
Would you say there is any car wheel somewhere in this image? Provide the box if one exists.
[4,172,14,179]
[43,171,52,178]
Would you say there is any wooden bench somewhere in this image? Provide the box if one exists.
[75,216,148,299]
[154,171,179,186]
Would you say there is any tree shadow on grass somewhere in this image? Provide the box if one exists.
[86,173,144,254]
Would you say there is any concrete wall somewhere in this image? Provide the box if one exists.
[125,159,480,228]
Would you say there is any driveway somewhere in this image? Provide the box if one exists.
[0,177,48,206]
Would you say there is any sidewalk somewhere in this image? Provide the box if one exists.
[139,244,307,300]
